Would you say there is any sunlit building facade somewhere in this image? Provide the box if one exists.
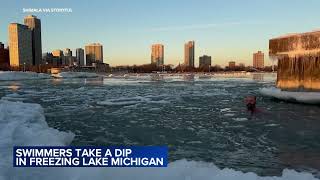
[151,44,164,66]
[184,41,195,67]
[8,23,33,67]
[52,49,64,66]
[85,43,103,66]
[253,51,264,69]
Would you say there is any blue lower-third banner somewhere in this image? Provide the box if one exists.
[13,146,168,167]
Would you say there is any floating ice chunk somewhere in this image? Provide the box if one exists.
[260,87,320,104]
[0,100,74,146]
[233,118,248,122]
[0,71,50,81]
[52,72,99,78]
[224,113,235,117]
[97,96,148,106]
[97,96,169,106]
[0,100,74,180]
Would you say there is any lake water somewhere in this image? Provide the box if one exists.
[1,73,320,179]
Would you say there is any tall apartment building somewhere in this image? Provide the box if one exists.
[85,43,103,66]
[151,44,164,66]
[52,49,64,66]
[24,15,42,65]
[76,48,85,66]
[199,55,211,68]
[0,42,10,67]
[229,61,236,69]
[253,51,264,69]
[63,48,73,66]
[8,23,33,67]
[184,41,195,67]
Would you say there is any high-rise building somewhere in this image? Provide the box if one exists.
[253,51,264,69]
[0,42,10,67]
[24,15,42,65]
[199,55,211,68]
[63,48,73,66]
[184,41,195,67]
[228,61,236,69]
[43,52,60,66]
[64,48,72,56]
[52,49,64,66]
[52,49,63,57]
[85,43,103,66]
[76,48,85,66]
[151,44,164,66]
[8,23,33,67]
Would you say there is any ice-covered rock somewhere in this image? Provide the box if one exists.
[260,87,320,104]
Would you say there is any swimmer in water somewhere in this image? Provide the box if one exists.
[245,96,257,115]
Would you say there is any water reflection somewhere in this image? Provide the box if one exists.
[252,73,264,81]
[8,83,20,92]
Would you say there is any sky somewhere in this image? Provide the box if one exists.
[1,0,320,67]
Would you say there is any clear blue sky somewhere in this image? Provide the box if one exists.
[1,0,320,66]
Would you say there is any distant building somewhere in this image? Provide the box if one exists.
[52,49,63,57]
[8,23,33,67]
[253,51,264,69]
[239,63,245,68]
[184,41,195,67]
[199,55,211,68]
[85,43,103,66]
[151,44,164,66]
[76,48,85,66]
[24,15,42,65]
[0,42,10,67]
[64,48,72,56]
[52,49,64,66]
[63,48,73,66]
[228,61,236,69]
[43,52,60,66]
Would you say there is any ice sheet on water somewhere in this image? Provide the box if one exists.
[97,96,169,106]
[0,100,318,180]
[233,118,248,122]
[260,87,320,104]
[0,71,50,81]
[52,72,99,78]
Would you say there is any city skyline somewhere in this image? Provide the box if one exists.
[1,0,320,66]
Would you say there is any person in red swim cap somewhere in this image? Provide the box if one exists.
[245,96,257,115]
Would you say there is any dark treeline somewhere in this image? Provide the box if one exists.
[111,64,277,73]
[0,63,277,73]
